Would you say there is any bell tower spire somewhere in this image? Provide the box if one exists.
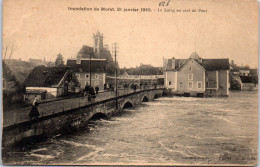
[93,31,104,58]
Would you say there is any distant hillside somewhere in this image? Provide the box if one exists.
[4,59,55,84]
[3,60,35,84]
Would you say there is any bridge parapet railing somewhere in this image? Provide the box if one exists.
[3,86,164,127]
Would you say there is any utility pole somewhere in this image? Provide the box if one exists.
[89,48,92,87]
[112,43,119,110]
[139,63,142,90]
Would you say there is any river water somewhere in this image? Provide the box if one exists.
[2,91,258,165]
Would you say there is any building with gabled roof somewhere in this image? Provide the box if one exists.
[163,52,230,96]
[67,58,107,90]
[24,65,78,101]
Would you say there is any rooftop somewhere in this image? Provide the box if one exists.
[24,66,70,87]
[165,53,229,71]
[200,59,230,71]
[67,59,107,73]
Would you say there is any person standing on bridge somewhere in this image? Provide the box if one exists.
[140,82,143,90]
[110,84,114,94]
[95,86,99,94]
[104,83,107,91]
[88,93,91,103]
[85,85,90,94]
[29,98,40,119]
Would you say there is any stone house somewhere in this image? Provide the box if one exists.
[24,66,78,102]
[67,58,107,90]
[67,43,107,90]
[163,52,230,97]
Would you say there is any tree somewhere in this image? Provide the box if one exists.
[3,41,16,65]
[99,49,118,75]
[230,76,242,90]
[55,53,64,66]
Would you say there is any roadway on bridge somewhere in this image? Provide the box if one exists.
[3,87,161,127]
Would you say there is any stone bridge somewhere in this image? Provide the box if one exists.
[2,88,164,147]
[90,88,163,117]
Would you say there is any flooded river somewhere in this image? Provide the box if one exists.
[2,91,258,165]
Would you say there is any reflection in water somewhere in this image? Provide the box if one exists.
[2,91,258,165]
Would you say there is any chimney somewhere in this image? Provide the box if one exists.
[163,57,167,71]
[171,57,175,70]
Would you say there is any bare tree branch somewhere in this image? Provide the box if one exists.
[8,43,16,61]
[3,41,16,64]
[3,44,8,60]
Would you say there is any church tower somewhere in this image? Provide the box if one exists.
[93,31,104,58]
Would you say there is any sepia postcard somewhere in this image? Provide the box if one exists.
[1,0,259,165]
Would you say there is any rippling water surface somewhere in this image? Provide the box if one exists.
[3,91,258,165]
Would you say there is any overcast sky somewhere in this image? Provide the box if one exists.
[3,0,258,68]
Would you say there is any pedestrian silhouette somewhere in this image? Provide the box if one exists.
[29,98,40,119]
[88,93,91,102]
[95,86,99,94]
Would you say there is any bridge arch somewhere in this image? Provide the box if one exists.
[162,92,166,97]
[121,98,135,109]
[90,112,107,120]
[122,101,134,109]
[141,96,149,102]
[153,94,159,99]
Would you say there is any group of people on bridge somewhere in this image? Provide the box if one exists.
[28,83,159,119]
[83,85,100,102]
[29,85,101,119]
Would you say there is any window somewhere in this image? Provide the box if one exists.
[169,81,172,85]
[188,74,193,80]
[95,74,99,79]
[179,82,183,88]
[206,82,209,88]
[188,82,193,89]
[189,67,192,71]
[85,74,89,78]
[85,81,89,86]
[197,82,202,89]
[76,59,81,64]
